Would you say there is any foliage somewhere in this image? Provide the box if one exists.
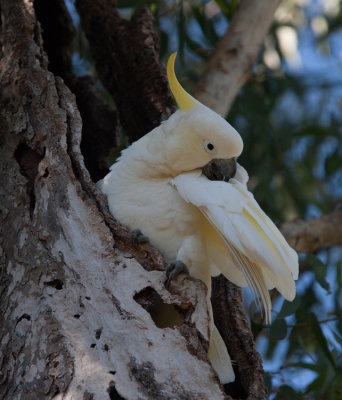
[67,0,342,398]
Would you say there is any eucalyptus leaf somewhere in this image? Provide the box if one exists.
[309,313,337,371]
[307,254,331,293]
[270,318,287,340]
[278,384,301,399]
[277,295,301,318]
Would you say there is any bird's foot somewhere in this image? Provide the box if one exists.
[165,260,189,287]
[131,229,149,246]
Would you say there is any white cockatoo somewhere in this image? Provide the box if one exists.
[98,53,299,384]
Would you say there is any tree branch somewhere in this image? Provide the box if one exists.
[75,0,175,143]
[212,277,268,400]
[191,0,342,259]
[279,209,342,253]
[193,0,281,116]
[34,0,118,182]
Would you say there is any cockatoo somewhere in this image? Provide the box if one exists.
[98,53,298,384]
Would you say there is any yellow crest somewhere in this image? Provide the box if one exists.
[167,53,197,111]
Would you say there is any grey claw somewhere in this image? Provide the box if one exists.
[165,261,189,287]
[131,229,149,246]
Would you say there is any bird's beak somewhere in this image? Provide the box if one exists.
[201,158,237,182]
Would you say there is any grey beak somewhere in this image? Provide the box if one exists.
[201,158,237,182]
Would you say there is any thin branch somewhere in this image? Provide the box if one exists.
[287,316,342,329]
[261,316,342,330]
[279,209,342,253]
[193,0,281,116]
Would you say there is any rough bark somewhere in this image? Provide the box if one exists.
[3,1,340,399]
[34,0,119,182]
[193,0,282,116]
[212,278,268,400]
[75,0,175,143]
[279,209,342,254]
[0,1,227,399]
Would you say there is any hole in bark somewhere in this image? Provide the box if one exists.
[224,366,248,399]
[90,343,96,348]
[43,167,49,177]
[18,313,31,322]
[107,382,124,400]
[134,287,184,329]
[83,391,94,400]
[15,143,44,216]
[73,314,81,319]
[103,344,109,352]
[95,327,103,339]
[85,296,91,300]
[109,371,116,375]
[15,143,44,181]
[44,278,64,290]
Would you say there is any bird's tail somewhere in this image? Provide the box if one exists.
[208,324,235,384]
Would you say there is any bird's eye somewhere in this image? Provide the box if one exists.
[204,139,216,154]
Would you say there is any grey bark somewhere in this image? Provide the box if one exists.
[0,1,226,399]
[4,1,339,399]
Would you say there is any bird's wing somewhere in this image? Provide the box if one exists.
[171,170,298,323]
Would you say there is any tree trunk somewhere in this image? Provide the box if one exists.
[0,1,232,399]
[1,0,297,398]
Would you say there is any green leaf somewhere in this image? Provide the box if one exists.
[177,5,186,62]
[191,6,219,47]
[278,384,300,399]
[286,362,321,373]
[277,295,301,318]
[305,372,326,394]
[270,318,287,340]
[215,0,229,16]
[307,254,331,293]
[264,372,272,395]
[332,330,342,347]
[325,149,342,175]
[309,312,337,371]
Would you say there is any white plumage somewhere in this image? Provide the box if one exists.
[99,53,298,383]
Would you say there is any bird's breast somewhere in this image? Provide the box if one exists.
[105,177,202,262]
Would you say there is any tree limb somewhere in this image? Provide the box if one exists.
[212,277,268,400]
[193,0,281,116]
[75,0,175,143]
[191,0,342,258]
[34,0,118,182]
[279,209,342,253]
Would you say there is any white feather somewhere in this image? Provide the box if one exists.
[172,170,299,321]
[99,99,298,383]
[208,325,235,383]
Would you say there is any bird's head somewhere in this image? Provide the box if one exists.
[164,53,243,175]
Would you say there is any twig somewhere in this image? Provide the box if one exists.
[287,316,342,329]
